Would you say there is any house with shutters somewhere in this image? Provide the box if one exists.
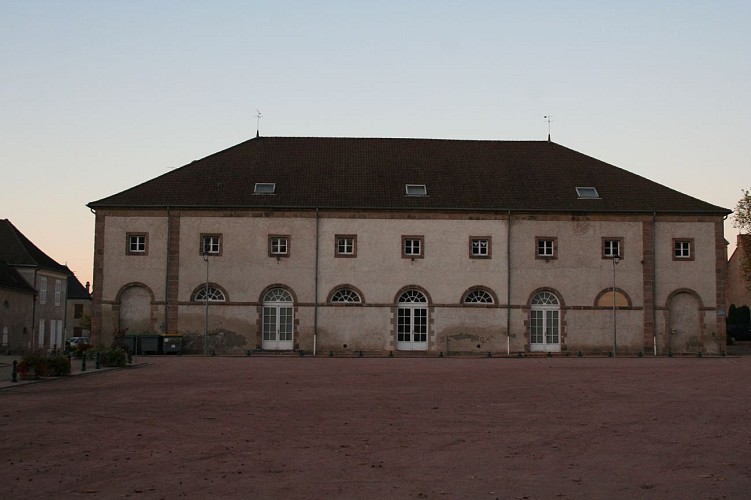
[87,137,730,355]
[0,219,70,352]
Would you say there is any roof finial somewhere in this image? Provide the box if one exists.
[255,109,262,138]
[544,115,552,142]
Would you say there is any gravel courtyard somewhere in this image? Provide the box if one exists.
[1,355,750,499]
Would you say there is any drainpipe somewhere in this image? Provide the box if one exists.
[165,207,171,335]
[506,210,512,355]
[652,212,657,356]
[313,208,320,355]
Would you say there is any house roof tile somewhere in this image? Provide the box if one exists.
[88,137,730,215]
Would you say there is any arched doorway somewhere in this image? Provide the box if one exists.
[530,291,560,352]
[396,289,428,351]
[119,285,152,334]
[262,288,294,350]
[668,291,700,353]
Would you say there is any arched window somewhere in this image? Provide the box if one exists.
[330,288,362,304]
[193,286,226,302]
[531,291,559,306]
[464,289,494,304]
[263,288,292,303]
[398,289,427,303]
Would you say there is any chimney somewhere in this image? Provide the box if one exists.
[86,281,90,293]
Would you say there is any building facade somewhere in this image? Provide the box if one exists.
[0,219,70,351]
[88,138,730,355]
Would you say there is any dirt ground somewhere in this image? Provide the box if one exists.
[1,355,750,499]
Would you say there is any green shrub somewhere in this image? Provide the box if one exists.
[91,346,127,367]
[17,351,70,378]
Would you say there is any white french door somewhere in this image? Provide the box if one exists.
[530,291,561,352]
[396,290,428,351]
[262,289,294,350]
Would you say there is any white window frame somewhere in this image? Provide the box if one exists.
[39,277,47,305]
[402,236,424,258]
[269,236,290,257]
[201,234,221,255]
[127,234,147,254]
[603,238,623,259]
[536,237,557,259]
[335,235,356,257]
[54,280,62,306]
[470,237,491,258]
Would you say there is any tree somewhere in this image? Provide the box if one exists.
[732,188,751,291]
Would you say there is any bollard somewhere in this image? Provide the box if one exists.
[637,351,643,358]
[299,350,304,357]
[517,352,523,358]
[358,351,363,357]
[697,351,702,358]
[246,350,252,357]
[329,350,334,357]
[95,352,101,369]
[577,351,582,357]
[81,355,87,372]
[608,351,613,357]
[439,351,443,358]
[11,360,18,383]
[487,352,492,358]
[668,350,673,358]
[389,351,394,357]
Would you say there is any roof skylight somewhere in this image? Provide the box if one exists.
[405,184,427,197]
[254,183,276,194]
[576,187,600,199]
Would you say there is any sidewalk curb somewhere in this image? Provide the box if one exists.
[0,361,151,392]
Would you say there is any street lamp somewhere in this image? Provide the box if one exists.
[612,256,620,356]
[202,251,209,356]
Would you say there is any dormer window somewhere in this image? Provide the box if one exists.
[576,187,599,199]
[405,184,427,196]
[254,183,276,194]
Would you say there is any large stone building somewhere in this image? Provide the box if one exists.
[728,234,751,310]
[88,137,730,355]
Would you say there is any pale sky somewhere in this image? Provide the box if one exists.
[2,1,749,287]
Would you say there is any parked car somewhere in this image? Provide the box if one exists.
[65,336,91,352]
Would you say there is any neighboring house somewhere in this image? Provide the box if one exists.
[727,234,751,310]
[0,219,69,351]
[0,261,35,352]
[88,137,731,355]
[65,266,92,339]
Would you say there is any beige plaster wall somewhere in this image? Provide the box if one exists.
[101,216,168,301]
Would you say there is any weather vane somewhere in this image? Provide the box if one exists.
[544,115,552,142]
[255,109,262,138]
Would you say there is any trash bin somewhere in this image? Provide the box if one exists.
[123,335,138,354]
[161,336,182,355]
[139,335,160,355]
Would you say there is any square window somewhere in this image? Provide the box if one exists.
[201,234,222,255]
[536,237,557,260]
[602,238,623,259]
[269,235,290,257]
[335,235,357,258]
[470,237,492,259]
[402,235,424,259]
[127,233,148,255]
[673,238,694,261]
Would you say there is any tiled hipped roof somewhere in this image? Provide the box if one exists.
[88,137,729,214]
[0,219,68,272]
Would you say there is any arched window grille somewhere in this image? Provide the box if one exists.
[331,288,362,304]
[531,291,559,306]
[398,289,427,303]
[194,286,226,302]
[464,289,494,304]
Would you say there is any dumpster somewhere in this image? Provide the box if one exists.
[123,335,138,354]
[139,335,160,355]
[161,336,183,355]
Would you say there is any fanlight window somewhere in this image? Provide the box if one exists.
[264,288,292,303]
[398,290,427,303]
[331,288,362,304]
[531,291,559,306]
[194,286,226,302]
[464,289,494,304]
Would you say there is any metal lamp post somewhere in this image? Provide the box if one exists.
[203,251,209,356]
[612,256,620,356]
